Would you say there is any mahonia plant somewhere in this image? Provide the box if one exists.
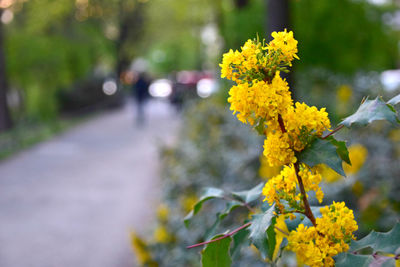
[185,30,400,267]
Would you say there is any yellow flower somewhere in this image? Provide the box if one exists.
[181,195,198,213]
[262,164,324,211]
[131,232,156,266]
[337,85,353,103]
[153,226,171,243]
[344,144,368,175]
[156,204,169,222]
[268,29,299,65]
[259,155,281,179]
[273,215,289,260]
[227,73,292,125]
[287,202,358,267]
[283,102,331,151]
[263,132,296,167]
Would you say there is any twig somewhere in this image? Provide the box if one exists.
[274,226,289,236]
[278,114,287,133]
[186,222,252,249]
[294,163,316,226]
[322,124,344,139]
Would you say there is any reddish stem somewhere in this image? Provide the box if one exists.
[294,162,316,226]
[186,222,252,249]
[322,124,344,139]
[278,114,287,133]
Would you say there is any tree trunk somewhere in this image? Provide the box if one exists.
[0,9,12,132]
[266,0,294,95]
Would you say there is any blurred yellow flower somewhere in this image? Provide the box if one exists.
[320,144,368,182]
[153,226,171,243]
[181,194,198,213]
[156,204,169,222]
[344,144,368,175]
[131,232,156,266]
[259,155,281,179]
[336,85,353,103]
[273,215,289,260]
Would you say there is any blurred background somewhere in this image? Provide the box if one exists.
[0,0,399,266]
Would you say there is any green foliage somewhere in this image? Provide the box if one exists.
[340,97,398,127]
[298,137,346,176]
[231,182,264,204]
[201,235,232,267]
[388,93,400,106]
[248,204,276,260]
[350,223,400,254]
[326,136,351,165]
[293,0,398,73]
[335,223,400,266]
[184,187,225,227]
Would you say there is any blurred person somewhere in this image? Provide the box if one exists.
[132,72,150,125]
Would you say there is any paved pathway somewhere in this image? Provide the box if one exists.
[0,100,180,267]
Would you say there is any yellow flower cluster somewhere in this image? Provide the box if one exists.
[283,103,331,151]
[262,164,323,211]
[228,73,292,125]
[269,29,299,65]
[287,202,358,267]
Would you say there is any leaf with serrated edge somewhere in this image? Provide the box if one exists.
[248,204,276,260]
[298,138,346,176]
[231,182,264,204]
[184,187,225,227]
[230,228,249,259]
[335,253,374,267]
[349,223,400,254]
[340,97,397,127]
[326,136,351,165]
[388,93,400,106]
[219,201,242,220]
[201,235,232,267]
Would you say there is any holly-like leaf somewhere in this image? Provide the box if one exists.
[230,228,250,259]
[219,201,242,220]
[231,182,264,204]
[184,187,225,227]
[248,204,276,260]
[388,93,400,106]
[349,223,400,254]
[340,97,398,127]
[298,138,346,176]
[335,253,374,267]
[201,235,232,267]
[326,136,351,165]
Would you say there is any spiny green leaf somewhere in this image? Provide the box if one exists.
[266,217,277,260]
[230,228,250,259]
[219,201,242,221]
[326,136,351,165]
[248,204,276,260]
[388,93,400,106]
[201,235,232,267]
[335,253,374,267]
[340,97,398,127]
[349,223,400,254]
[184,187,225,227]
[298,138,346,176]
[231,182,264,204]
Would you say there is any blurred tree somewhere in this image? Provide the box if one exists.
[0,8,12,131]
[5,0,114,121]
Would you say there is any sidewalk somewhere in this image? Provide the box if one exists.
[0,100,180,267]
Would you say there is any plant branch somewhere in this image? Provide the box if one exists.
[278,114,287,133]
[274,226,289,236]
[186,222,252,249]
[294,162,316,226]
[322,124,344,139]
